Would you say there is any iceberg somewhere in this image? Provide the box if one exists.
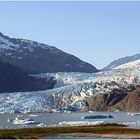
[58,121,104,126]
[82,114,113,119]
[12,116,40,125]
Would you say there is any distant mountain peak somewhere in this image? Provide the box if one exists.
[0,32,98,74]
[113,59,140,69]
[104,53,140,70]
[0,32,12,42]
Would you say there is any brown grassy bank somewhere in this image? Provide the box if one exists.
[0,124,140,139]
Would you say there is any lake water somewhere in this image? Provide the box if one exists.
[0,112,140,129]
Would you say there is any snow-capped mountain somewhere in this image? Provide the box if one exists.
[0,32,98,74]
[0,66,140,113]
[1,32,140,113]
[112,59,140,69]
[104,53,140,70]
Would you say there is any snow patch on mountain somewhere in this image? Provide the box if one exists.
[0,33,75,62]
[104,53,140,70]
[0,36,19,50]
[0,33,63,62]
[0,33,52,52]
[113,59,140,69]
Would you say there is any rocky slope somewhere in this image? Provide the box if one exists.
[85,86,138,112]
[0,32,98,74]
[0,60,56,93]
[109,86,140,112]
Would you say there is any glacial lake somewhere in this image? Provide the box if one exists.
[0,112,140,129]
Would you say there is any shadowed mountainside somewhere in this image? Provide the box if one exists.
[0,60,56,93]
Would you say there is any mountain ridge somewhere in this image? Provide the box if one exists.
[104,53,140,70]
[0,32,98,74]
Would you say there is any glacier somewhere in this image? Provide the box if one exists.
[0,66,140,113]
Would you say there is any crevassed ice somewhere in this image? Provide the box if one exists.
[1,66,140,113]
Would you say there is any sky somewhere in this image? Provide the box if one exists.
[0,1,140,69]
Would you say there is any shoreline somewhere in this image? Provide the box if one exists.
[0,124,140,139]
[55,133,140,139]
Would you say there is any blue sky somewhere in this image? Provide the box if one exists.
[0,1,140,69]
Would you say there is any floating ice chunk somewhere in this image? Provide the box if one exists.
[82,114,113,119]
[127,113,140,116]
[37,123,46,127]
[58,121,104,126]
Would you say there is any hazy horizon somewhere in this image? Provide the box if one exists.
[0,1,140,69]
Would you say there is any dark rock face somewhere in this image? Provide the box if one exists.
[0,32,98,74]
[110,86,140,112]
[85,86,140,112]
[86,93,128,111]
[0,61,56,93]
[104,53,140,70]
